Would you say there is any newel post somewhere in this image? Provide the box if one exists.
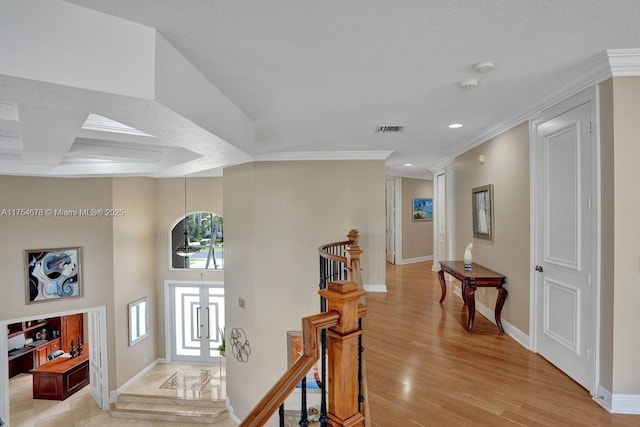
[345,230,363,287]
[319,281,367,427]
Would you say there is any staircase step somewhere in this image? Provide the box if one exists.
[110,401,228,424]
[118,392,226,408]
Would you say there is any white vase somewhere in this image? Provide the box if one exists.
[464,243,473,270]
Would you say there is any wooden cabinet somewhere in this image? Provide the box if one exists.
[33,338,62,368]
[31,353,89,400]
[61,314,83,353]
[34,346,48,368]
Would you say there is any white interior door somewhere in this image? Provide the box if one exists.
[88,310,103,408]
[171,283,225,363]
[535,98,596,391]
[385,180,396,264]
[436,172,447,265]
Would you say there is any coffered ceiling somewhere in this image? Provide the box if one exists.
[2,1,640,178]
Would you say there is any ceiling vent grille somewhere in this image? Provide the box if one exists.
[376,126,405,133]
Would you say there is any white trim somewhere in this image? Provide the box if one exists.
[255,151,393,161]
[116,359,160,395]
[607,48,640,76]
[450,286,530,349]
[593,84,603,399]
[474,299,531,350]
[164,280,225,364]
[401,255,433,265]
[385,176,403,265]
[226,397,242,424]
[428,50,627,174]
[1,306,110,423]
[530,87,601,396]
[594,385,613,412]
[364,283,387,293]
[611,394,640,414]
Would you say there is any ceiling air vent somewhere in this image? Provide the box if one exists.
[376,126,405,133]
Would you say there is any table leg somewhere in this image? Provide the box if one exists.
[438,269,446,303]
[494,285,509,334]
[464,285,476,332]
[461,282,467,306]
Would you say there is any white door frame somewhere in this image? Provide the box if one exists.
[385,177,402,264]
[432,166,456,272]
[164,280,224,363]
[529,86,601,394]
[0,306,110,425]
[385,178,395,264]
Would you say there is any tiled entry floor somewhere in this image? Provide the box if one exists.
[8,362,235,426]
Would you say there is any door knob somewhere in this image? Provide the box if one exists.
[535,265,544,273]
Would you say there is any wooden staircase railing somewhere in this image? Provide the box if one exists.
[239,280,366,427]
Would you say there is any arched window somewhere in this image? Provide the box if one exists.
[171,212,223,270]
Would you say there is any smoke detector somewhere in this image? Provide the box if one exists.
[460,78,478,89]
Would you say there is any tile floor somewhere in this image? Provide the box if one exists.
[7,362,235,427]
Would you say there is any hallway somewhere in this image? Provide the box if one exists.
[365,261,637,426]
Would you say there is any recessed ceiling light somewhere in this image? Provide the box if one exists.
[404,163,413,167]
[448,123,463,129]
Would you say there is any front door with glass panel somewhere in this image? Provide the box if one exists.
[170,283,225,362]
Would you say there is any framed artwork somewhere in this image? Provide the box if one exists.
[412,198,433,221]
[25,247,82,304]
[287,331,321,390]
[472,185,494,240]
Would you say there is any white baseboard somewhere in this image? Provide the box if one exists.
[594,385,640,414]
[474,300,530,350]
[227,397,242,424]
[612,393,640,414]
[364,283,387,292]
[401,255,433,265]
[116,359,160,397]
[451,286,530,350]
[594,385,612,412]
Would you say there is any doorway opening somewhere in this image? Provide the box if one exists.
[0,306,109,425]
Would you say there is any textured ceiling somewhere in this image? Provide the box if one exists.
[3,0,640,177]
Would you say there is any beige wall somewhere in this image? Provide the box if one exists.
[112,178,157,387]
[224,160,386,423]
[0,175,225,395]
[453,122,530,333]
[401,178,433,261]
[609,77,640,395]
[0,176,118,390]
[153,177,224,358]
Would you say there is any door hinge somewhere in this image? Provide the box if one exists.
[587,121,592,134]
[588,273,592,286]
[588,197,592,210]
[587,347,591,360]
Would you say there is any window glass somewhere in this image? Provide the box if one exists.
[171,212,224,270]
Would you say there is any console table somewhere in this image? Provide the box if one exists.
[31,352,89,400]
[438,261,507,333]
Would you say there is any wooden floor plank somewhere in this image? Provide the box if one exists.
[364,261,638,426]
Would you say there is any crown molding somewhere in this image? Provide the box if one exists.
[254,150,393,161]
[607,48,640,76]
[428,50,628,171]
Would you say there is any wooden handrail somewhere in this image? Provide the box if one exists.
[317,229,359,263]
[239,311,340,427]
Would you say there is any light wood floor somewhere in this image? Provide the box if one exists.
[364,261,638,426]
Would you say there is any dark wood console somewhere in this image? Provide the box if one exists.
[438,261,507,333]
[31,353,89,400]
